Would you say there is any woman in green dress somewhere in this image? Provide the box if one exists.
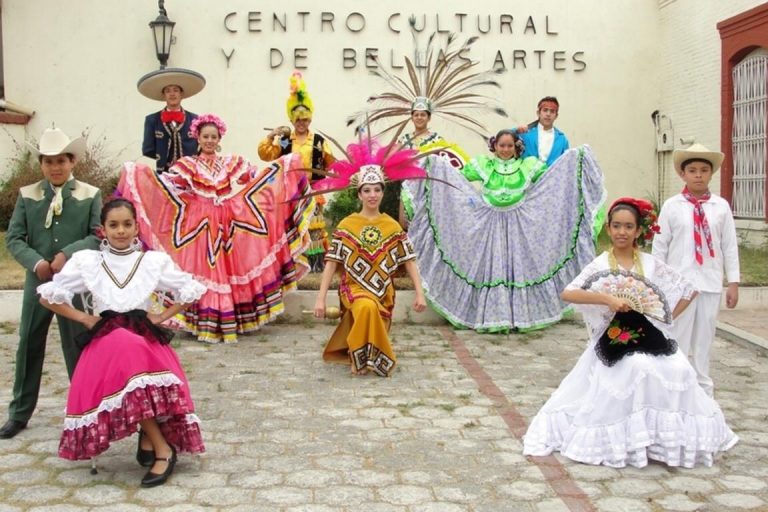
[461,129,547,207]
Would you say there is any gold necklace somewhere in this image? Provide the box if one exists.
[608,247,643,276]
[101,252,145,289]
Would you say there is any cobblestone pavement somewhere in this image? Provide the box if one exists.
[0,318,766,511]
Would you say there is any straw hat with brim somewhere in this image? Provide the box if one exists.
[137,68,206,101]
[27,127,86,160]
[673,143,724,174]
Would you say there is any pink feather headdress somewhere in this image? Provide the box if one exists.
[310,137,427,194]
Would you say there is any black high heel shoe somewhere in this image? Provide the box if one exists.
[136,430,155,467]
[140,446,177,488]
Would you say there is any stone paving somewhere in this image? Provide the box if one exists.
[0,317,766,511]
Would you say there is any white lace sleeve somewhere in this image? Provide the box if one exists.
[564,253,613,341]
[653,257,697,309]
[565,253,606,291]
[154,253,207,303]
[36,252,89,305]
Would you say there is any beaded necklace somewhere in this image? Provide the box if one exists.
[101,252,145,289]
[608,247,644,277]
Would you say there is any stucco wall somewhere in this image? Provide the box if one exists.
[657,0,766,200]
[2,0,661,200]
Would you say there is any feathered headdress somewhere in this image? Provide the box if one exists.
[348,16,508,139]
[286,71,314,122]
[310,132,427,194]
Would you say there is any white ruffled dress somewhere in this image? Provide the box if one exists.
[522,251,737,468]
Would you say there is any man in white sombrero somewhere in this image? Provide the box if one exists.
[652,143,740,397]
[1,127,102,439]
[138,67,205,173]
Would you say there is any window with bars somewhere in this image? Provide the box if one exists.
[731,52,767,219]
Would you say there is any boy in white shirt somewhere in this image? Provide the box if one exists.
[652,143,740,396]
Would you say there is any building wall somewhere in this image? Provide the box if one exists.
[657,0,766,200]
[1,0,661,200]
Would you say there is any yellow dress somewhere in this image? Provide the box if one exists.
[322,213,416,376]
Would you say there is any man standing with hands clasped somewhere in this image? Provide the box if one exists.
[1,127,101,439]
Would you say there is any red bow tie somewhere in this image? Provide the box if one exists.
[161,110,185,124]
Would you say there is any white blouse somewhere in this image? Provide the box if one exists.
[37,250,206,314]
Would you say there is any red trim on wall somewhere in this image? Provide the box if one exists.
[718,2,768,222]
[0,112,31,125]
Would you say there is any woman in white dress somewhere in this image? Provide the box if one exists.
[523,197,737,468]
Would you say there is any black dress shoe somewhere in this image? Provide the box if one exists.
[0,419,27,439]
[136,430,155,467]
[140,446,177,488]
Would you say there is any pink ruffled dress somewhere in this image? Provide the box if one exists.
[117,154,313,343]
[38,249,207,461]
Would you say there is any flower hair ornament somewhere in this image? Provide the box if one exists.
[608,197,661,247]
[347,16,507,139]
[190,113,228,139]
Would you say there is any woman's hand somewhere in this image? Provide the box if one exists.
[81,314,100,330]
[412,292,427,313]
[147,313,164,325]
[314,297,326,318]
[605,295,631,313]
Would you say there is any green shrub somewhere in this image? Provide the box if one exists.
[0,131,120,228]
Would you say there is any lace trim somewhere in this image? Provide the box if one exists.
[524,406,738,468]
[38,286,74,306]
[62,372,184,430]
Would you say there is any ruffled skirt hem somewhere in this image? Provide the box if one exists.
[59,383,205,461]
[523,407,737,468]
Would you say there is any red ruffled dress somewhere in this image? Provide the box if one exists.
[117,153,314,342]
[37,249,208,461]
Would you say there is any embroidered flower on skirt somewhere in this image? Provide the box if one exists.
[606,319,643,345]
[596,310,677,367]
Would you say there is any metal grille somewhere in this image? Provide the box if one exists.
[732,55,767,219]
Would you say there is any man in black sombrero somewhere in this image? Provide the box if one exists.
[138,68,205,173]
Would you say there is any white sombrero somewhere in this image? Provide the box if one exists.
[137,68,206,101]
[27,127,86,160]
[673,143,724,174]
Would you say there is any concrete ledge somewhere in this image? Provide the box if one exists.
[0,290,448,325]
[717,322,768,354]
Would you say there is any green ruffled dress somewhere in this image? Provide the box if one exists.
[461,155,548,207]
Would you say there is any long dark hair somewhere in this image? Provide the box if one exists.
[101,197,137,225]
[488,129,525,157]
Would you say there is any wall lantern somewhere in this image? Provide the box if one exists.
[149,0,175,68]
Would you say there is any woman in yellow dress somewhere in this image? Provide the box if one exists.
[312,140,427,376]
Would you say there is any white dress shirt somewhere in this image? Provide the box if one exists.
[652,193,740,293]
[537,127,555,163]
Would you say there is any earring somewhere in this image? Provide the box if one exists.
[131,237,143,252]
[100,238,110,252]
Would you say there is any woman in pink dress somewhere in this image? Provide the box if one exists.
[38,198,207,487]
[119,114,314,343]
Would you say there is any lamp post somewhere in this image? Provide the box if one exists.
[149,0,175,68]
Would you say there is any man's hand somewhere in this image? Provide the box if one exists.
[35,261,53,282]
[50,252,67,274]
